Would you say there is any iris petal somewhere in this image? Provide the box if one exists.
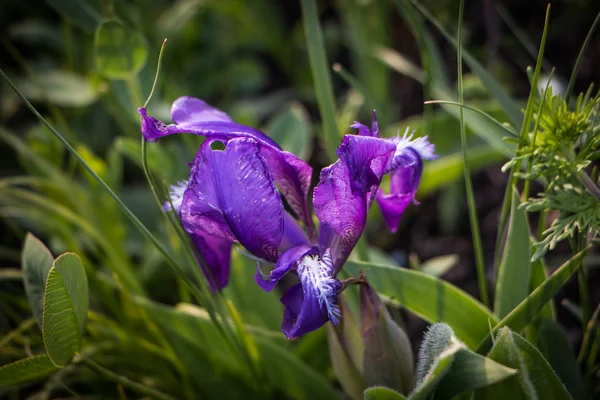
[314,135,396,269]
[254,245,312,292]
[139,97,313,230]
[182,138,284,262]
[280,249,341,339]
[189,231,232,290]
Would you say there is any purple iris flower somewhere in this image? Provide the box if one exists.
[139,99,436,339]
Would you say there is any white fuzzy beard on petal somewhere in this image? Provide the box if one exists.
[297,250,341,323]
[393,127,438,160]
[166,180,188,212]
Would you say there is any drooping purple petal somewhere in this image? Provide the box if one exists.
[189,231,232,290]
[139,97,313,231]
[376,137,431,233]
[254,245,312,292]
[181,138,284,262]
[280,249,341,339]
[314,135,396,269]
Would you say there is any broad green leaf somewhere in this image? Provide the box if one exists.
[495,190,532,318]
[0,355,58,387]
[264,103,313,160]
[412,324,515,400]
[22,233,54,329]
[15,71,99,107]
[95,20,148,79]
[477,246,590,353]
[345,261,497,349]
[45,0,103,33]
[43,253,88,366]
[474,328,571,399]
[534,319,583,400]
[364,386,407,400]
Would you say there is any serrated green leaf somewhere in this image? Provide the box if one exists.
[474,328,571,399]
[364,386,407,400]
[43,253,88,366]
[45,0,103,33]
[22,233,54,329]
[495,189,532,318]
[95,20,148,79]
[345,261,497,349]
[0,355,58,387]
[264,103,313,160]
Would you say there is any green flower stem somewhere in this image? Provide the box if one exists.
[457,0,489,308]
[80,356,177,400]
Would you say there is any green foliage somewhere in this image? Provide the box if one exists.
[474,327,571,399]
[95,20,149,80]
[494,189,532,318]
[0,355,58,387]
[411,323,516,400]
[22,233,54,330]
[345,261,497,349]
[506,88,600,260]
[43,253,88,366]
[1,0,597,398]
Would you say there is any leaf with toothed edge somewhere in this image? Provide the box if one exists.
[42,253,88,367]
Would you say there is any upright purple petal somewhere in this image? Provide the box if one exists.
[376,132,435,233]
[189,231,232,290]
[314,135,396,269]
[181,138,284,262]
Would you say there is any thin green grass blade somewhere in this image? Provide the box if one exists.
[405,0,522,127]
[456,0,489,308]
[0,68,192,296]
[300,0,339,160]
[565,12,600,100]
[494,5,551,274]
